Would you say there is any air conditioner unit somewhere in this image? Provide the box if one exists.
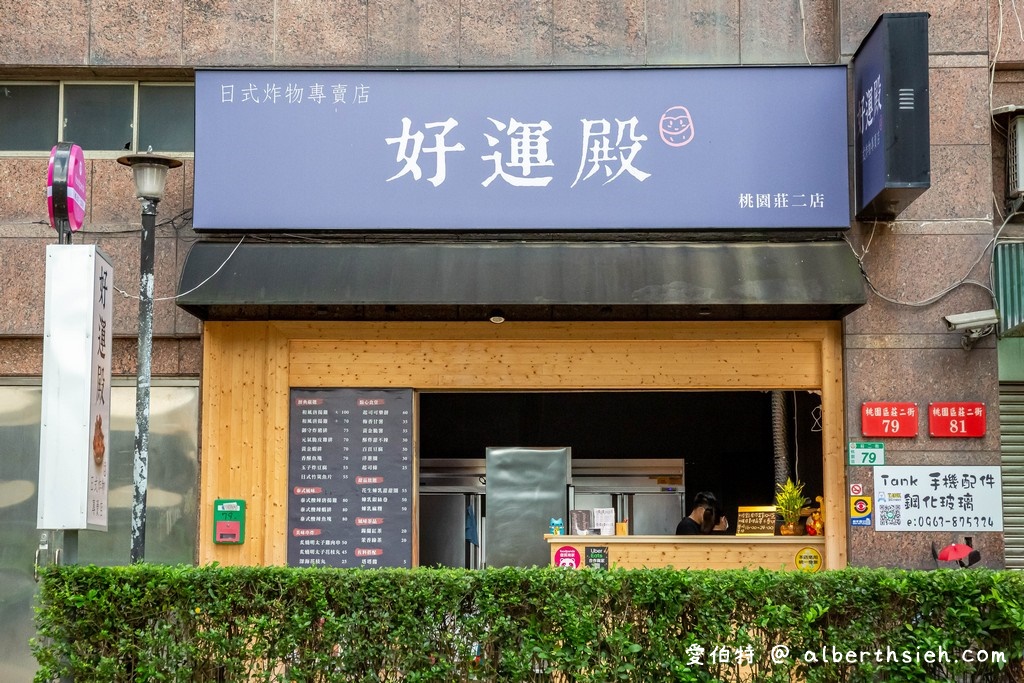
[1008,115,1024,198]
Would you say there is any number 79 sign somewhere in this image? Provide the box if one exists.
[861,402,918,438]
[848,442,885,465]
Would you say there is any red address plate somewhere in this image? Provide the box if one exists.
[928,402,986,437]
[861,402,918,437]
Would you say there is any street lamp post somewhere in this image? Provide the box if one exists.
[116,151,182,564]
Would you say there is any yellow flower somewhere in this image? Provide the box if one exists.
[194,607,201,614]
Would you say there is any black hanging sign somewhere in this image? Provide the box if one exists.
[852,13,931,219]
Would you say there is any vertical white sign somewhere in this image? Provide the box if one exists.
[88,250,113,528]
[37,245,114,531]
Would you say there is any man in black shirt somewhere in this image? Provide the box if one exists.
[676,491,728,534]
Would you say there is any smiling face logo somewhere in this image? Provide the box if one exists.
[659,105,695,147]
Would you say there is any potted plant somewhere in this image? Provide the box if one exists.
[775,478,809,535]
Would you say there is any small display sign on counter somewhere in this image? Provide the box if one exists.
[592,508,615,537]
[570,509,592,535]
[735,506,777,536]
[585,546,609,570]
[928,402,985,437]
[861,402,918,437]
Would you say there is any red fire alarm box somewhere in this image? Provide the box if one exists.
[213,499,246,544]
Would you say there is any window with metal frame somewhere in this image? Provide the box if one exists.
[0,83,59,151]
[0,81,194,155]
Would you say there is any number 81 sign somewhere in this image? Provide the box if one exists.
[928,402,985,438]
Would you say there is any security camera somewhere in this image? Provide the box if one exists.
[942,309,999,331]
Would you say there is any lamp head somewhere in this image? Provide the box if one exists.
[116,149,182,201]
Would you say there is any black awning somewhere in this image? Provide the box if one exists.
[175,240,866,321]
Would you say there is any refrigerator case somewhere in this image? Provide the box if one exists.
[418,493,484,569]
[570,459,684,535]
[485,447,571,568]
[418,460,485,569]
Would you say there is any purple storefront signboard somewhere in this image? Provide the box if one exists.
[195,68,850,231]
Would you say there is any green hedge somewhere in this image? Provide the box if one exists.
[33,564,1024,682]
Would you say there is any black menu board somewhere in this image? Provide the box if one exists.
[735,506,778,537]
[288,388,413,568]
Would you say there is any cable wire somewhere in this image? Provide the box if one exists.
[843,214,1019,309]
[113,233,246,302]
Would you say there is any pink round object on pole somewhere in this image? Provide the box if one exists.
[47,143,87,232]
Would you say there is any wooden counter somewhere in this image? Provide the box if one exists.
[545,534,826,572]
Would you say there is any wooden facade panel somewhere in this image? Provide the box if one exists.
[819,324,847,569]
[290,339,821,359]
[289,339,823,389]
[199,323,289,566]
[274,321,825,342]
[546,536,825,571]
[292,372,817,390]
[264,329,292,566]
[199,321,846,569]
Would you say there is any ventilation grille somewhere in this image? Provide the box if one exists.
[1001,384,1024,569]
[996,242,1024,338]
[1010,116,1024,198]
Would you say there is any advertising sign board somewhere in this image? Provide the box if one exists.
[874,466,1002,531]
[195,68,850,231]
[37,245,113,531]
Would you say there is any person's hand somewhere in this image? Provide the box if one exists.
[713,516,729,532]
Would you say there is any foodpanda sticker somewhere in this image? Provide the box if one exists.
[555,545,581,569]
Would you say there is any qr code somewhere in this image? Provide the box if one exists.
[879,504,900,526]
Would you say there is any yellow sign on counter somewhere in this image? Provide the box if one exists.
[795,546,823,572]
[735,505,777,536]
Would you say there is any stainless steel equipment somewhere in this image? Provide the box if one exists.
[570,459,683,535]
[417,455,681,569]
[418,459,484,569]
[485,447,571,568]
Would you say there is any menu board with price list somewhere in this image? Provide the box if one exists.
[735,506,778,536]
[288,388,413,568]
